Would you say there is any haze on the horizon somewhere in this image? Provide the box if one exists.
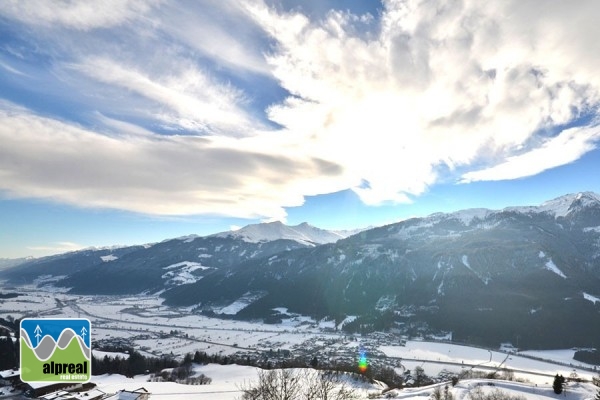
[1,0,600,258]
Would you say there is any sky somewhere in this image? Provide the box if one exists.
[1,0,600,259]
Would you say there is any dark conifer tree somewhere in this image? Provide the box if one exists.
[0,336,17,369]
[553,374,564,394]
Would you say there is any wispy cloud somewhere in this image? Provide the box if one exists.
[27,242,85,254]
[0,104,344,220]
[461,125,600,183]
[69,57,257,135]
[0,60,26,76]
[155,1,273,76]
[0,0,159,30]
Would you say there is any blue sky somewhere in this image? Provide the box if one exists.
[1,0,600,259]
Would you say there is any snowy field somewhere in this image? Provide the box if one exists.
[2,286,600,399]
[386,379,597,400]
[91,371,599,400]
[93,365,385,399]
[380,341,596,385]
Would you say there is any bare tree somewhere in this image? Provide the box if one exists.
[500,369,515,381]
[304,370,358,400]
[240,369,357,400]
[444,385,454,400]
[431,385,443,400]
[240,369,301,400]
[468,387,525,400]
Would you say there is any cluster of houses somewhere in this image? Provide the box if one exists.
[0,368,150,399]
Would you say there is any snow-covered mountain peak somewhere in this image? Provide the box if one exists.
[212,221,349,246]
[448,208,492,225]
[536,192,600,217]
[499,192,600,218]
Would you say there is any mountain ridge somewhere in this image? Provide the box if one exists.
[211,221,357,246]
[3,191,600,348]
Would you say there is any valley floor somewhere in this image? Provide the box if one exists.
[1,285,599,399]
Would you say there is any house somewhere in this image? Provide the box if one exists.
[39,388,106,400]
[104,387,150,400]
[24,382,84,398]
[0,368,20,386]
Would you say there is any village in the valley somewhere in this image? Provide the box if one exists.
[1,286,599,399]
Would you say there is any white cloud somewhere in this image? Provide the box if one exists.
[0,60,26,76]
[69,57,258,135]
[0,104,346,219]
[27,242,85,254]
[155,1,273,76]
[240,0,600,204]
[0,0,159,30]
[460,125,600,182]
[1,0,600,219]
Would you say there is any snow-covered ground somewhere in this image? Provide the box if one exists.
[92,350,130,359]
[91,370,599,400]
[386,379,597,400]
[380,341,596,385]
[93,365,257,400]
[3,286,600,399]
[92,365,384,400]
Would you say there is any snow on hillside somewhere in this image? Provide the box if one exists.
[93,367,256,400]
[387,379,596,400]
[213,292,266,315]
[92,366,598,400]
[212,221,349,246]
[450,208,492,225]
[380,340,596,384]
[93,365,384,399]
[509,192,600,218]
[583,292,600,304]
[162,261,209,286]
[92,350,130,359]
[175,234,199,243]
[544,259,567,279]
[405,192,600,239]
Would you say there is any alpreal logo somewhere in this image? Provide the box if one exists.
[20,318,91,383]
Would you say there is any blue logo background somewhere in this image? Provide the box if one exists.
[21,318,91,348]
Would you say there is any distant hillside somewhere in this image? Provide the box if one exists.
[3,193,600,348]
[0,223,351,294]
[162,192,600,349]
[211,221,354,246]
[0,257,31,271]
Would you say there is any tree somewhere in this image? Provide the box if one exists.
[553,374,565,395]
[304,370,357,400]
[431,386,443,400]
[444,384,454,400]
[468,387,525,400]
[415,366,428,387]
[0,336,17,370]
[311,356,319,368]
[241,369,302,400]
[240,369,357,400]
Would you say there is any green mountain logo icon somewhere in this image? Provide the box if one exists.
[20,318,91,383]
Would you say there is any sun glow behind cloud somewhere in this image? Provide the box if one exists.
[1,0,600,221]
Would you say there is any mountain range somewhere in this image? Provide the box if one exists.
[2,192,600,349]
